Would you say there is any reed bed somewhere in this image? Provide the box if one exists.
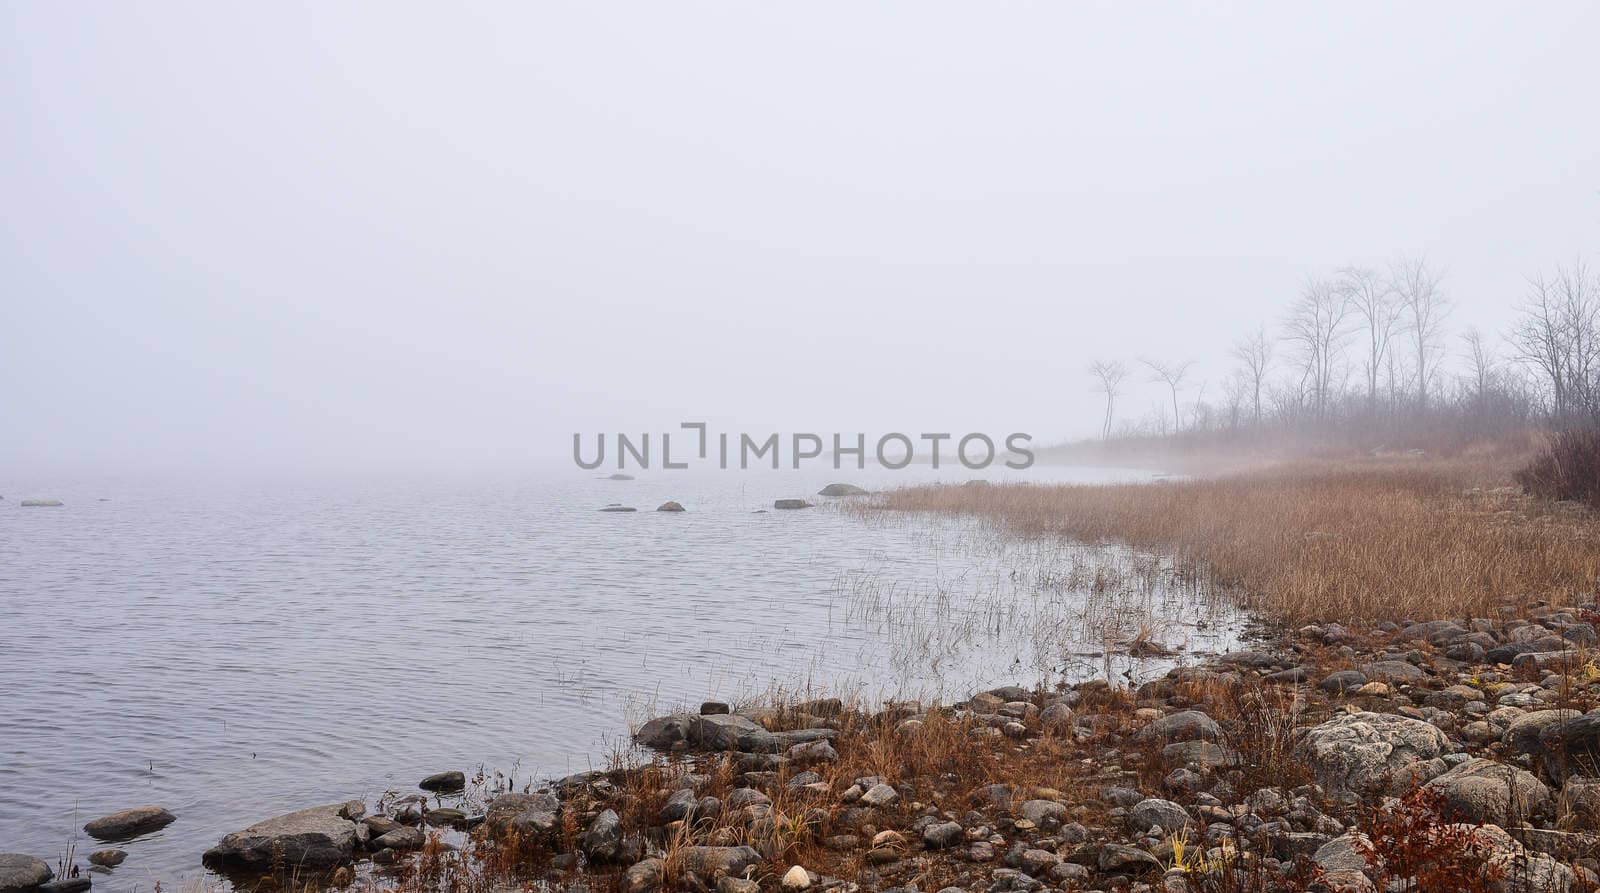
[870,453,1600,624]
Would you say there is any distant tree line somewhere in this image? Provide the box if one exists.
[1088,257,1600,446]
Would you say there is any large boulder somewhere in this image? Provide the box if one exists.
[0,855,53,893]
[818,484,870,497]
[1423,759,1551,826]
[1501,710,1581,755]
[1295,711,1450,796]
[202,803,358,870]
[1538,714,1600,782]
[83,806,175,841]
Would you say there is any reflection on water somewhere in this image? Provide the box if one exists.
[0,465,1241,888]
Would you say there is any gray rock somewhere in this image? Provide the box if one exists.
[0,855,53,893]
[1360,659,1426,680]
[1312,832,1371,873]
[676,846,762,880]
[1136,710,1221,742]
[373,828,424,851]
[86,851,124,869]
[1096,843,1162,874]
[419,771,465,792]
[860,784,898,807]
[20,500,63,507]
[1423,759,1551,826]
[635,714,692,749]
[202,803,358,870]
[580,809,624,862]
[818,484,870,497]
[1130,798,1190,833]
[621,858,665,893]
[1018,800,1066,826]
[661,788,699,823]
[1295,711,1450,795]
[656,502,685,512]
[773,499,813,510]
[1319,671,1368,694]
[1539,714,1600,782]
[923,821,963,850]
[599,505,638,512]
[83,807,175,841]
[1162,740,1241,768]
[39,880,90,893]
[484,792,560,838]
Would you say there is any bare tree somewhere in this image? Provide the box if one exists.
[1228,327,1274,426]
[1283,276,1353,419]
[1391,257,1451,408]
[1509,261,1600,421]
[1087,360,1130,439]
[1142,358,1194,434]
[1339,265,1401,409]
[1460,326,1497,407]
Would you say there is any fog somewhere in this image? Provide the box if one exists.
[4,3,1598,473]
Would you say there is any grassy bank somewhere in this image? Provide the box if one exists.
[873,440,1600,624]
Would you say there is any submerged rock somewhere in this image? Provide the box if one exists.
[83,807,175,841]
[599,505,638,512]
[608,473,635,481]
[202,803,358,870]
[19,500,63,508]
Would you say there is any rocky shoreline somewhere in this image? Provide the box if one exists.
[8,604,1600,893]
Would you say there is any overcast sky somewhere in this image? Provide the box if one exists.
[4,3,1598,472]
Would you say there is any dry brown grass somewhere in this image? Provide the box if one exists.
[872,445,1600,624]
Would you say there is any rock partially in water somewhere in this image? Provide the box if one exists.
[202,803,358,870]
[657,501,686,512]
[600,505,638,512]
[373,828,424,851]
[608,473,635,481]
[773,499,813,510]
[419,770,465,792]
[818,483,870,497]
[86,851,124,870]
[39,879,90,893]
[19,500,63,508]
[0,855,53,893]
[83,807,175,841]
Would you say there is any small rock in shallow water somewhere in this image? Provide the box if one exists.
[817,483,870,497]
[773,499,813,510]
[83,807,175,841]
[657,501,685,512]
[419,770,465,792]
[40,880,90,893]
[86,851,125,869]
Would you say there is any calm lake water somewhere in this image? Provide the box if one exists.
[0,465,1240,889]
